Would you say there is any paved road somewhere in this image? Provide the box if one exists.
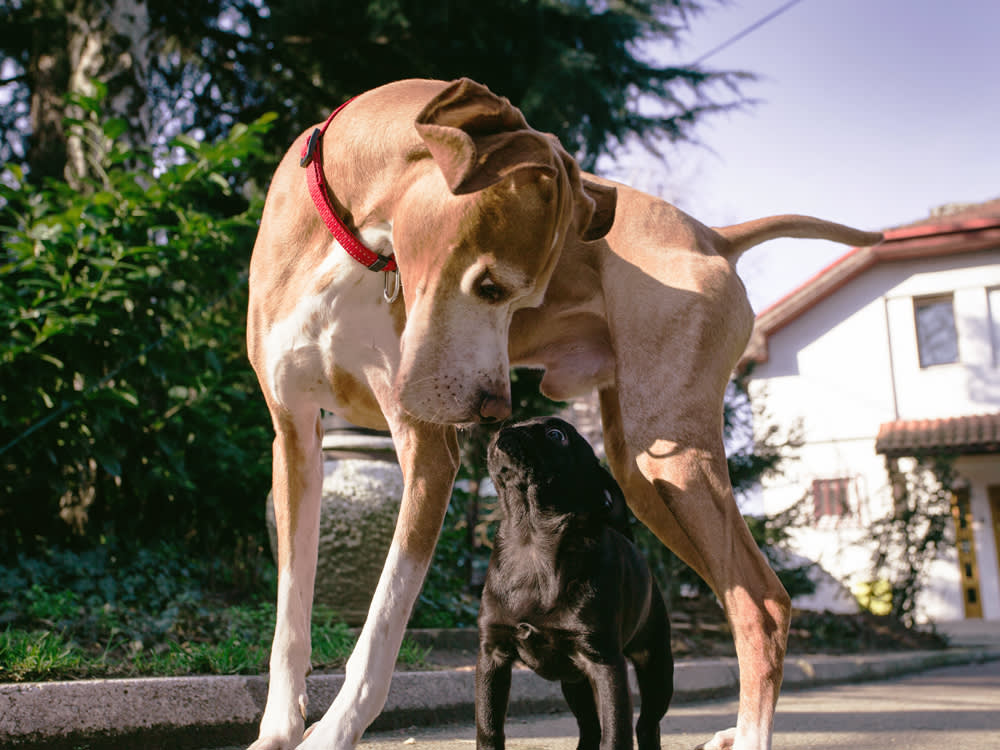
[213,659,1000,750]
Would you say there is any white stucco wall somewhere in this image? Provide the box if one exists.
[749,247,1000,622]
[884,258,1000,417]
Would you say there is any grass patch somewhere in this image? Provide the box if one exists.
[0,630,85,681]
[0,543,428,682]
[1,606,428,682]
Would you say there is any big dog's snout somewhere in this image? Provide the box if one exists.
[478,390,512,422]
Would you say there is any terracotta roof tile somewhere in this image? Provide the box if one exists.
[875,412,1000,457]
[894,197,1000,229]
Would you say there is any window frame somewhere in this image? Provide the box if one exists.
[987,286,1000,366]
[913,293,959,368]
[812,477,852,521]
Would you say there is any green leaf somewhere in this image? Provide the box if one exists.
[102,118,129,140]
[94,450,123,479]
[37,388,54,409]
[171,134,201,153]
[117,390,139,406]
[227,123,248,141]
[39,353,64,369]
[207,172,231,194]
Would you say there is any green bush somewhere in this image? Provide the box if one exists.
[0,97,275,553]
[0,539,274,644]
[0,541,435,681]
[409,487,484,628]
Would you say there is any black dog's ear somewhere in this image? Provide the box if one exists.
[598,466,633,540]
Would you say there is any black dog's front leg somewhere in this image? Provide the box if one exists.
[476,646,514,750]
[561,678,601,750]
[586,656,633,750]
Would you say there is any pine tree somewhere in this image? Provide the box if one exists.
[1,0,747,181]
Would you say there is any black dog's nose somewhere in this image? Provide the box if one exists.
[489,428,514,458]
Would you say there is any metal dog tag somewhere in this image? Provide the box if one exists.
[383,269,401,303]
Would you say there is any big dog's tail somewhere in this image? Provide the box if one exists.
[715,215,883,262]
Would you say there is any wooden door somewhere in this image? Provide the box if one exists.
[950,487,982,618]
[990,486,1000,604]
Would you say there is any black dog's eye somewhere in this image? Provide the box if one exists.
[602,489,614,509]
[545,427,568,446]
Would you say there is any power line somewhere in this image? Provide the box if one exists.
[691,0,807,65]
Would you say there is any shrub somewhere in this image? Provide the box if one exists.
[0,97,275,554]
[0,540,437,680]
[409,488,483,628]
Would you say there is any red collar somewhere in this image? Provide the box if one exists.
[299,99,398,274]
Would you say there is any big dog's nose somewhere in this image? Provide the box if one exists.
[479,391,512,422]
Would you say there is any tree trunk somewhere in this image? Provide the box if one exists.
[26,0,150,187]
[27,3,70,183]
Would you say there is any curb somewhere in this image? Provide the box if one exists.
[2,648,999,749]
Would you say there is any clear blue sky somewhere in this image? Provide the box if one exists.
[606,0,1000,312]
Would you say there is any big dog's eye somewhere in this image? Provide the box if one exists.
[546,427,568,445]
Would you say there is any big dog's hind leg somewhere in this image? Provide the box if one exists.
[600,387,790,750]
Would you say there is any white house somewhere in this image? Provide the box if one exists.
[742,198,1000,623]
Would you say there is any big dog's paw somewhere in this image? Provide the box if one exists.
[695,726,737,750]
[248,736,299,750]
[250,696,308,749]
[294,721,360,750]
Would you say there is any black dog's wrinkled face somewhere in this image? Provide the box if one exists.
[488,416,626,525]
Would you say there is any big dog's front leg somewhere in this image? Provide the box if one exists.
[252,408,324,750]
[299,420,459,749]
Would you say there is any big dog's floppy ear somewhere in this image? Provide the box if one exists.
[415,78,558,195]
[581,179,617,241]
[547,138,617,242]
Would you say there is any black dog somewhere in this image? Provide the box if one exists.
[476,417,673,750]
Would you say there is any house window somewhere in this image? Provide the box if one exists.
[914,294,959,367]
[812,478,851,520]
[988,287,1000,365]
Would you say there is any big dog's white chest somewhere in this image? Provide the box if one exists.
[262,228,400,428]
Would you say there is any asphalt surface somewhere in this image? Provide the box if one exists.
[2,620,998,749]
[4,648,998,749]
[343,659,1000,750]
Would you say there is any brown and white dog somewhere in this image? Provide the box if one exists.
[246,77,882,750]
